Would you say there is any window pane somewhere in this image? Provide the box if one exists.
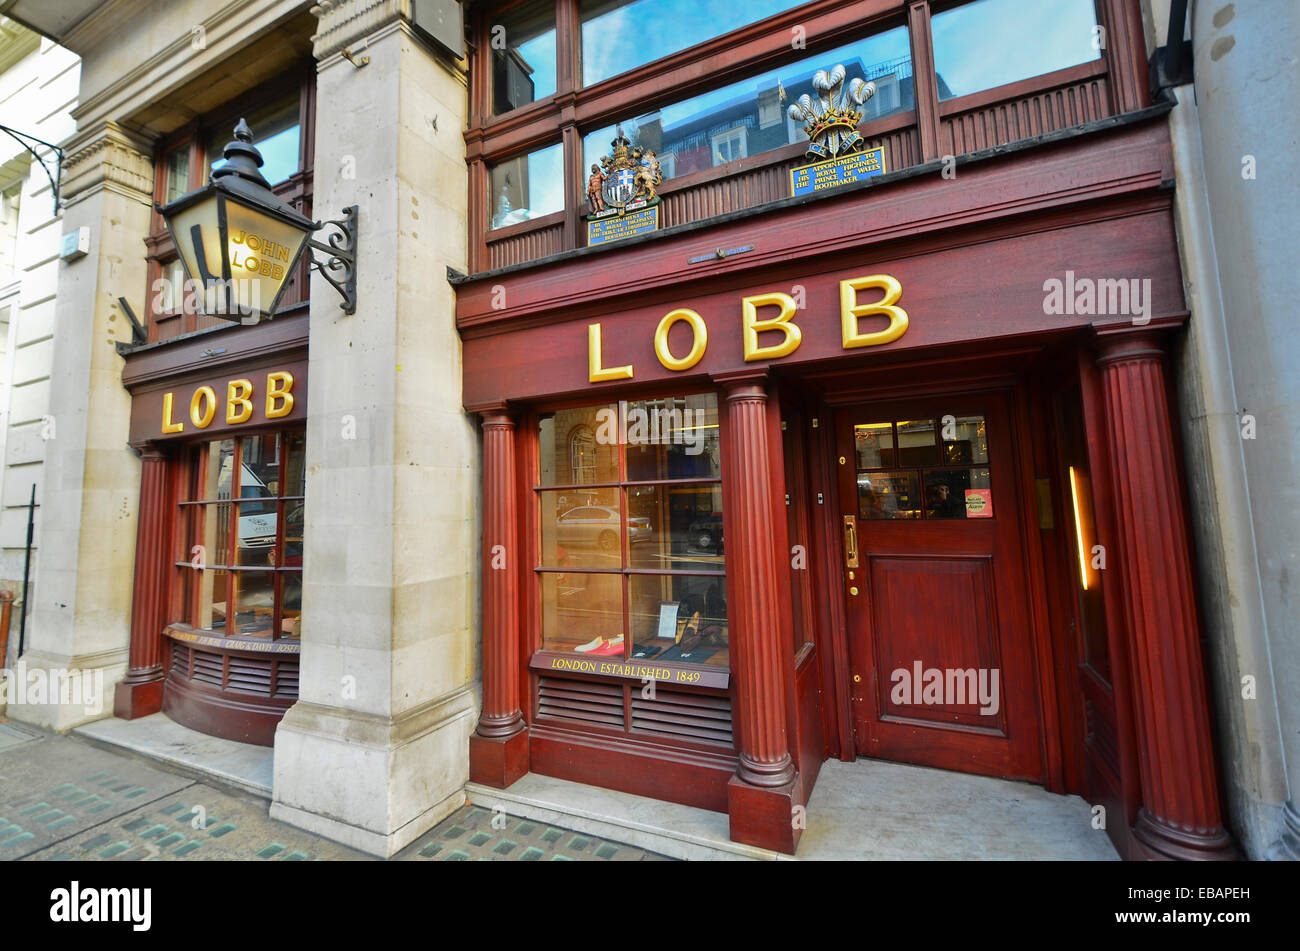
[282,430,306,497]
[858,471,921,519]
[583,27,913,180]
[206,96,301,186]
[240,433,280,508]
[932,0,1101,101]
[281,572,302,638]
[200,439,236,501]
[541,571,624,654]
[199,502,233,568]
[624,395,720,481]
[580,0,802,87]
[626,483,724,570]
[923,468,992,519]
[854,422,895,468]
[233,571,276,636]
[629,574,727,668]
[539,405,620,486]
[492,0,557,115]
[942,415,989,465]
[490,142,564,228]
[235,501,278,566]
[196,567,230,632]
[540,487,622,570]
[896,419,937,466]
[165,148,190,202]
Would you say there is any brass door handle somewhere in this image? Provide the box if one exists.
[843,515,859,568]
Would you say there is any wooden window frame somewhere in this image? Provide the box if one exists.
[144,67,316,343]
[465,0,1147,272]
[169,428,305,648]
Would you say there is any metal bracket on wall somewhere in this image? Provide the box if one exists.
[116,297,148,346]
[308,204,359,315]
[0,124,63,212]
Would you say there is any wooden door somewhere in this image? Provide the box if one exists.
[836,392,1044,781]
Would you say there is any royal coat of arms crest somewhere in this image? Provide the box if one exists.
[586,126,662,219]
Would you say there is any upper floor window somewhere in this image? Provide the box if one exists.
[578,0,803,88]
[581,26,913,182]
[489,141,565,228]
[491,0,557,115]
[146,71,314,342]
[932,0,1101,101]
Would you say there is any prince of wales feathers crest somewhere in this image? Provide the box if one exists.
[788,64,875,160]
[587,126,662,218]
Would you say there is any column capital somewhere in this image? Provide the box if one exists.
[713,368,770,399]
[1092,326,1172,367]
[311,0,414,61]
[60,120,154,209]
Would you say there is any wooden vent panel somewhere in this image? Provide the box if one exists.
[227,655,274,697]
[632,687,733,747]
[538,676,625,730]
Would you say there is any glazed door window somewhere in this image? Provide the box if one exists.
[536,395,727,669]
[855,416,992,520]
[174,430,306,639]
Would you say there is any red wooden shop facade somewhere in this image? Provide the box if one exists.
[455,97,1237,857]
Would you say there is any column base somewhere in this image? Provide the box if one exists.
[727,773,802,855]
[469,725,529,788]
[1131,808,1240,861]
[270,687,476,858]
[113,671,164,720]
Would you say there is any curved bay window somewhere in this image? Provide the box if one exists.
[172,430,305,639]
[536,395,728,676]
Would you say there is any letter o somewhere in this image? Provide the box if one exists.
[654,309,708,372]
[190,386,217,428]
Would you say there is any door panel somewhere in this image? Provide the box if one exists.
[838,392,1044,782]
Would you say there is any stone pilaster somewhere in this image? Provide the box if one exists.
[11,120,152,732]
[270,3,477,857]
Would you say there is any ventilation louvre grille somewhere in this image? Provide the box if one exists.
[632,687,733,747]
[538,677,625,730]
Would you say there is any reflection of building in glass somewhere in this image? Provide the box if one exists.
[607,57,952,179]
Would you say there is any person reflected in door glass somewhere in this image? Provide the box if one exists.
[927,480,965,519]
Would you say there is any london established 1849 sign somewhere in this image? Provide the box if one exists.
[788,64,886,197]
[586,126,663,246]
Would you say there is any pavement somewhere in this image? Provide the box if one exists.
[0,720,669,862]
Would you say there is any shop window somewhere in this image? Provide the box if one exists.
[932,0,1102,101]
[581,26,913,182]
[579,0,803,88]
[491,0,557,115]
[489,142,565,228]
[536,395,727,670]
[173,430,305,640]
[855,416,991,520]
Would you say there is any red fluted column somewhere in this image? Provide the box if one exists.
[1095,331,1236,860]
[114,447,169,719]
[469,408,528,787]
[719,374,799,853]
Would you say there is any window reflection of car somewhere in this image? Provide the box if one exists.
[216,457,278,550]
[555,506,651,552]
[688,514,724,554]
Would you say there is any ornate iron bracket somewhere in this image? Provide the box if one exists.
[307,204,358,314]
[0,124,63,212]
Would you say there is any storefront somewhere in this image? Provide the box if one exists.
[455,103,1236,857]
[114,316,309,745]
